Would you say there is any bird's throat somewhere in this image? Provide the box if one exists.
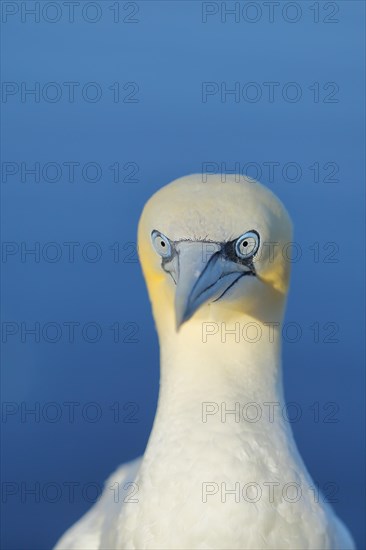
[145,314,290,470]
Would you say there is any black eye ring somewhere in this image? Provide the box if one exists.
[151,230,172,258]
[235,231,260,260]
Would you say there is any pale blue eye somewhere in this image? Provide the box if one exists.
[235,231,259,259]
[151,230,172,258]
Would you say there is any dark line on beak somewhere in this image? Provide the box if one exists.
[194,272,231,302]
[212,272,254,303]
[189,250,221,299]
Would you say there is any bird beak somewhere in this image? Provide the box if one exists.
[174,241,249,330]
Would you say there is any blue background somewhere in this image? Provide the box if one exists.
[1,1,365,549]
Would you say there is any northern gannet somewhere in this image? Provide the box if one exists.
[55,174,354,550]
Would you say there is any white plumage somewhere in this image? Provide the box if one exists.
[55,175,354,550]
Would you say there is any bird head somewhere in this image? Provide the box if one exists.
[138,174,293,332]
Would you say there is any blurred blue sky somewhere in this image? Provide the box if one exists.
[1,1,365,549]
